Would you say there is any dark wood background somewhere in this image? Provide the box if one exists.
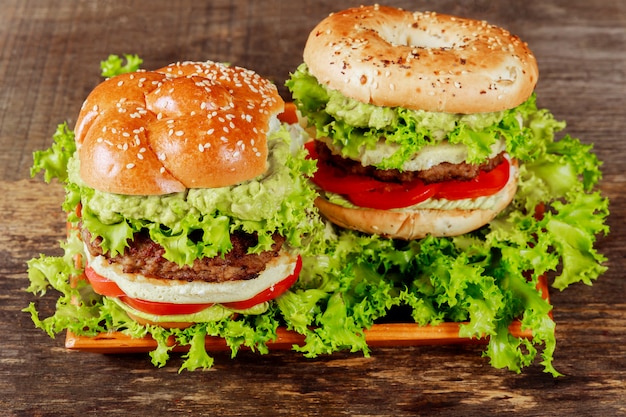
[1,0,624,416]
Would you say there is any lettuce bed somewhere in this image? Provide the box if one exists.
[25,55,609,376]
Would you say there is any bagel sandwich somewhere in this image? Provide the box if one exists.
[287,5,540,239]
[29,59,324,331]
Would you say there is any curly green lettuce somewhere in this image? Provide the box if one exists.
[100,54,143,78]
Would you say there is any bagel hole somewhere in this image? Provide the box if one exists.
[376,26,465,50]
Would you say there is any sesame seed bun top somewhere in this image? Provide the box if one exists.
[74,61,284,195]
[303,5,538,114]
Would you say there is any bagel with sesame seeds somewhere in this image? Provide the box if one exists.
[287,5,539,239]
[61,60,325,327]
[302,5,537,114]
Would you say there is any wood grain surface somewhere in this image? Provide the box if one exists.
[1,1,624,416]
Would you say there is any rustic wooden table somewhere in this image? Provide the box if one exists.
[1,0,624,416]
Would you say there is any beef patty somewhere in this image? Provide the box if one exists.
[315,141,505,184]
[83,228,285,283]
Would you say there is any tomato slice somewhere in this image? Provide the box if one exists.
[311,162,387,195]
[435,157,510,200]
[84,266,125,297]
[278,102,300,125]
[347,180,441,210]
[305,141,387,194]
[222,255,303,310]
[118,296,213,316]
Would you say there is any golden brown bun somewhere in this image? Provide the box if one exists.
[75,61,284,195]
[303,6,538,113]
[315,159,519,239]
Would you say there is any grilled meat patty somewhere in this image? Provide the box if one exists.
[315,140,505,184]
[83,228,285,283]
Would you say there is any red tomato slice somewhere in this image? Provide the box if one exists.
[305,141,387,194]
[84,266,125,297]
[278,102,299,125]
[435,157,510,200]
[118,296,213,316]
[347,180,441,210]
[222,255,303,310]
[312,163,387,195]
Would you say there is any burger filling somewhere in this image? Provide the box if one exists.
[314,140,506,184]
[82,227,285,283]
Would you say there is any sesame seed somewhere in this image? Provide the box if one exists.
[175,131,184,136]
[160,167,166,174]
[126,163,135,169]
[198,144,205,152]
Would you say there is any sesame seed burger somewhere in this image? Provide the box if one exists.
[64,60,323,327]
[287,5,539,239]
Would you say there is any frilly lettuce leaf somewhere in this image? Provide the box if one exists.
[31,122,76,183]
[100,54,143,78]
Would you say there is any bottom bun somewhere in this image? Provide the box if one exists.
[316,160,519,240]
